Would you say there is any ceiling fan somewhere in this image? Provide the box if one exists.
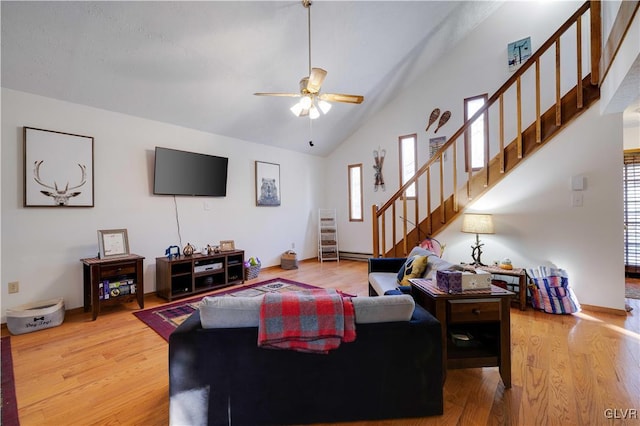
[254,0,364,119]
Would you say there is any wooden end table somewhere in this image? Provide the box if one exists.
[81,254,145,320]
[410,278,514,388]
[476,265,528,311]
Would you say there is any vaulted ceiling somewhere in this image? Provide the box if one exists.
[1,1,504,156]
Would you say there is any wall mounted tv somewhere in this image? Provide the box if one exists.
[153,147,228,197]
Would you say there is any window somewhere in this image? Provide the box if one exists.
[624,150,640,274]
[464,94,488,170]
[399,134,417,198]
[348,163,363,222]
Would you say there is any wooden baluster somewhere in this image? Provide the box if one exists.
[453,144,459,212]
[555,39,562,126]
[381,211,386,257]
[414,179,419,244]
[517,76,523,159]
[576,15,583,109]
[427,167,433,233]
[372,204,379,258]
[391,204,397,257]
[500,94,505,172]
[484,104,490,187]
[590,0,601,86]
[440,156,445,223]
[402,198,408,255]
[535,58,541,143]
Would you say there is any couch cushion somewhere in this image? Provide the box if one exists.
[351,295,415,323]
[396,255,429,286]
[199,293,415,328]
[368,272,399,296]
[200,295,263,328]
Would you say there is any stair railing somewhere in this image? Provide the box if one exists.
[372,1,600,258]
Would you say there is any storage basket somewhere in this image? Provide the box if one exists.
[281,251,298,270]
[6,297,65,335]
[245,263,261,280]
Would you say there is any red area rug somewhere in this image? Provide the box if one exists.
[1,336,19,426]
[134,278,319,341]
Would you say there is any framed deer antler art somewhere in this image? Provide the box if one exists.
[23,127,94,207]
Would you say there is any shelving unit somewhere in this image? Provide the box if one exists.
[318,209,339,262]
[156,250,244,301]
[81,254,145,321]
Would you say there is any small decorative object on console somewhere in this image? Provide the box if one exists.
[220,240,235,251]
[183,243,195,256]
[165,245,180,258]
[499,258,513,270]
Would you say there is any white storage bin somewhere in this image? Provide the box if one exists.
[6,298,65,335]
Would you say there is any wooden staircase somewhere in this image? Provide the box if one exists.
[372,1,602,258]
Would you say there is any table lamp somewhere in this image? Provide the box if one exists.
[461,213,494,266]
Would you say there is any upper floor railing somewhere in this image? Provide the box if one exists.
[372,1,601,257]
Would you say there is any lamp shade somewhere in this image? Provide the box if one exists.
[461,213,494,234]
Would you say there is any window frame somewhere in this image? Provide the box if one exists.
[398,133,417,199]
[347,163,364,222]
[464,93,489,172]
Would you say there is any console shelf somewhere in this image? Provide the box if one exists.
[156,250,245,301]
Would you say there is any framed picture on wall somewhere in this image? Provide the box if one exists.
[255,161,281,206]
[508,37,531,72]
[23,127,94,207]
[429,136,447,160]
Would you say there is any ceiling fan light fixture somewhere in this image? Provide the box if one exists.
[309,105,320,119]
[300,95,313,109]
[290,102,304,117]
[318,99,332,114]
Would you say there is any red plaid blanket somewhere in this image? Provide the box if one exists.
[258,289,356,354]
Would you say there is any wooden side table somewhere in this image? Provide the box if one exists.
[410,278,514,388]
[81,254,145,320]
[476,265,528,310]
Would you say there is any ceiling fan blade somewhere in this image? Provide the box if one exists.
[254,92,301,98]
[306,68,327,93]
[320,93,364,104]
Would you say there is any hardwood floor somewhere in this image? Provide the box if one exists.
[3,259,639,425]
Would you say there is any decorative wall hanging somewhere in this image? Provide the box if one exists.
[429,136,447,159]
[434,110,451,133]
[373,147,386,192]
[508,37,531,72]
[425,108,440,132]
[255,161,281,206]
[23,127,94,207]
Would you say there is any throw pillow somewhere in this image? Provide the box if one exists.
[396,255,429,286]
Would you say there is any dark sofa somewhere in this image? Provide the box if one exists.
[169,299,443,425]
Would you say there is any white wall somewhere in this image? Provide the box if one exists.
[1,89,324,321]
[326,1,627,311]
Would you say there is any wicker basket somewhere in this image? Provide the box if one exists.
[245,263,261,280]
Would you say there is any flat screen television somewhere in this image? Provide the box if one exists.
[153,147,228,196]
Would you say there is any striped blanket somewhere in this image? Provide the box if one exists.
[258,289,356,354]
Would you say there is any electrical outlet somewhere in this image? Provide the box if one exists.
[8,281,19,294]
[291,242,295,250]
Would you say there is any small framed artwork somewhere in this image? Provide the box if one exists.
[98,229,130,259]
[429,136,447,159]
[255,161,281,206]
[508,37,531,72]
[219,240,235,251]
[24,127,94,207]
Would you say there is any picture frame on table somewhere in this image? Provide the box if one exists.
[98,229,130,259]
[23,127,94,207]
[255,161,281,206]
[219,240,235,251]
